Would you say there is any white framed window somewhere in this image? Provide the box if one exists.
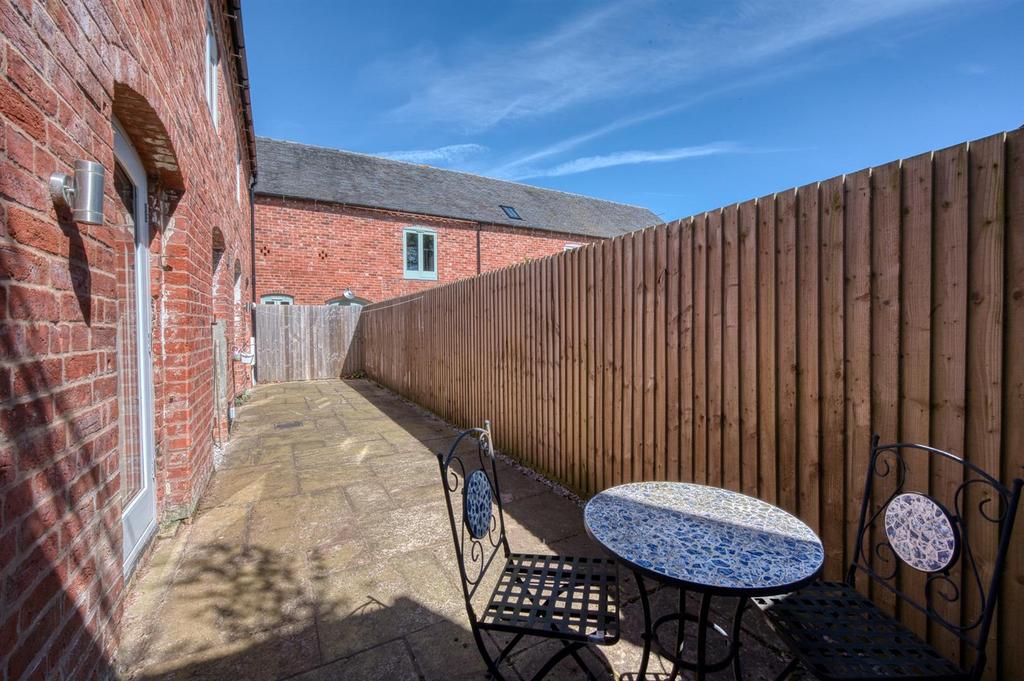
[564,243,583,251]
[260,294,293,305]
[403,227,437,280]
[204,3,219,128]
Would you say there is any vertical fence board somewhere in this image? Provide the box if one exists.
[930,142,969,662]
[603,241,615,490]
[868,159,901,614]
[844,168,872,596]
[723,206,741,492]
[680,219,695,484]
[655,226,669,482]
[1001,128,1024,680]
[963,135,1003,675]
[797,183,821,533]
[622,236,634,484]
[739,200,759,496]
[707,210,724,487]
[693,215,708,485]
[757,196,778,504]
[666,222,681,481]
[575,248,586,490]
[895,154,928,626]
[633,233,645,481]
[612,237,624,485]
[777,191,799,514]
[588,246,599,494]
[821,175,846,580]
[643,229,657,482]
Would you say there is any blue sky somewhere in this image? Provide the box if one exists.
[245,0,1023,222]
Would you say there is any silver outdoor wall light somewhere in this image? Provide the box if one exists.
[49,160,106,224]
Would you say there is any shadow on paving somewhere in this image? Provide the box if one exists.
[118,379,791,680]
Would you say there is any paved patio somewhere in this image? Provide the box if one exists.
[119,380,792,680]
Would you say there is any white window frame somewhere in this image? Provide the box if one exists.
[564,243,583,251]
[204,3,219,128]
[260,294,293,305]
[403,227,438,280]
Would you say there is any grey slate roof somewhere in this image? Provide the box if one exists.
[255,137,660,238]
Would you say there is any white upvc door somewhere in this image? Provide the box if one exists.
[114,118,157,575]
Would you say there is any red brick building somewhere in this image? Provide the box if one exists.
[254,139,659,305]
[0,1,256,678]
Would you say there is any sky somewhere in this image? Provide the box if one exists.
[244,0,1024,223]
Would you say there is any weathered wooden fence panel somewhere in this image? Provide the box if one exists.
[255,304,362,383]
[359,130,1024,679]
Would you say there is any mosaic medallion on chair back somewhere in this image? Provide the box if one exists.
[464,469,493,539]
[884,492,960,573]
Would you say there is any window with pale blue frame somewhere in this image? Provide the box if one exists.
[403,228,437,280]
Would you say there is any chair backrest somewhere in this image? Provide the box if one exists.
[436,420,511,623]
[848,434,1023,676]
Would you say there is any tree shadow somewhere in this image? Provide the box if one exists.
[1,281,118,678]
[123,538,616,680]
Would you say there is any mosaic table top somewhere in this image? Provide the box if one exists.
[584,482,824,593]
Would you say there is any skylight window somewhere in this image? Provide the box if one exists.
[500,205,522,220]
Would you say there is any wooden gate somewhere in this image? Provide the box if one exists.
[255,304,363,383]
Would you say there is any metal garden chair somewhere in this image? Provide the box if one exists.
[436,420,620,680]
[755,435,1023,681]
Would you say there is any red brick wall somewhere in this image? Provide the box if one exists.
[0,1,253,679]
[254,196,599,305]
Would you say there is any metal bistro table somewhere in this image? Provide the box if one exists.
[584,482,824,680]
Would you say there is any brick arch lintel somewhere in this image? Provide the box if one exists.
[112,82,185,192]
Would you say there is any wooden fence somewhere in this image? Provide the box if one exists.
[359,130,1023,678]
[255,304,362,383]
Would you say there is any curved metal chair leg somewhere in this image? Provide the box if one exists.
[530,641,585,681]
[635,571,653,681]
[472,627,510,681]
[695,592,712,681]
[666,587,688,681]
[564,641,600,681]
[494,632,525,668]
[730,597,747,681]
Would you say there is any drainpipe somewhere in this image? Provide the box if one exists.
[226,0,258,386]
[249,178,257,385]
[476,222,482,275]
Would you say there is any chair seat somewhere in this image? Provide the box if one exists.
[479,553,619,645]
[754,581,967,681]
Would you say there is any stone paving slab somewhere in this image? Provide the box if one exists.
[119,379,791,680]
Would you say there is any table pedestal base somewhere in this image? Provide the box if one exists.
[634,571,749,681]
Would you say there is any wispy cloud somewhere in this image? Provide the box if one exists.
[382,0,964,134]
[374,143,488,165]
[486,67,808,179]
[513,142,741,179]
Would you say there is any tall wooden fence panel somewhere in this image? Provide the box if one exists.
[359,130,1024,679]
[255,304,362,383]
